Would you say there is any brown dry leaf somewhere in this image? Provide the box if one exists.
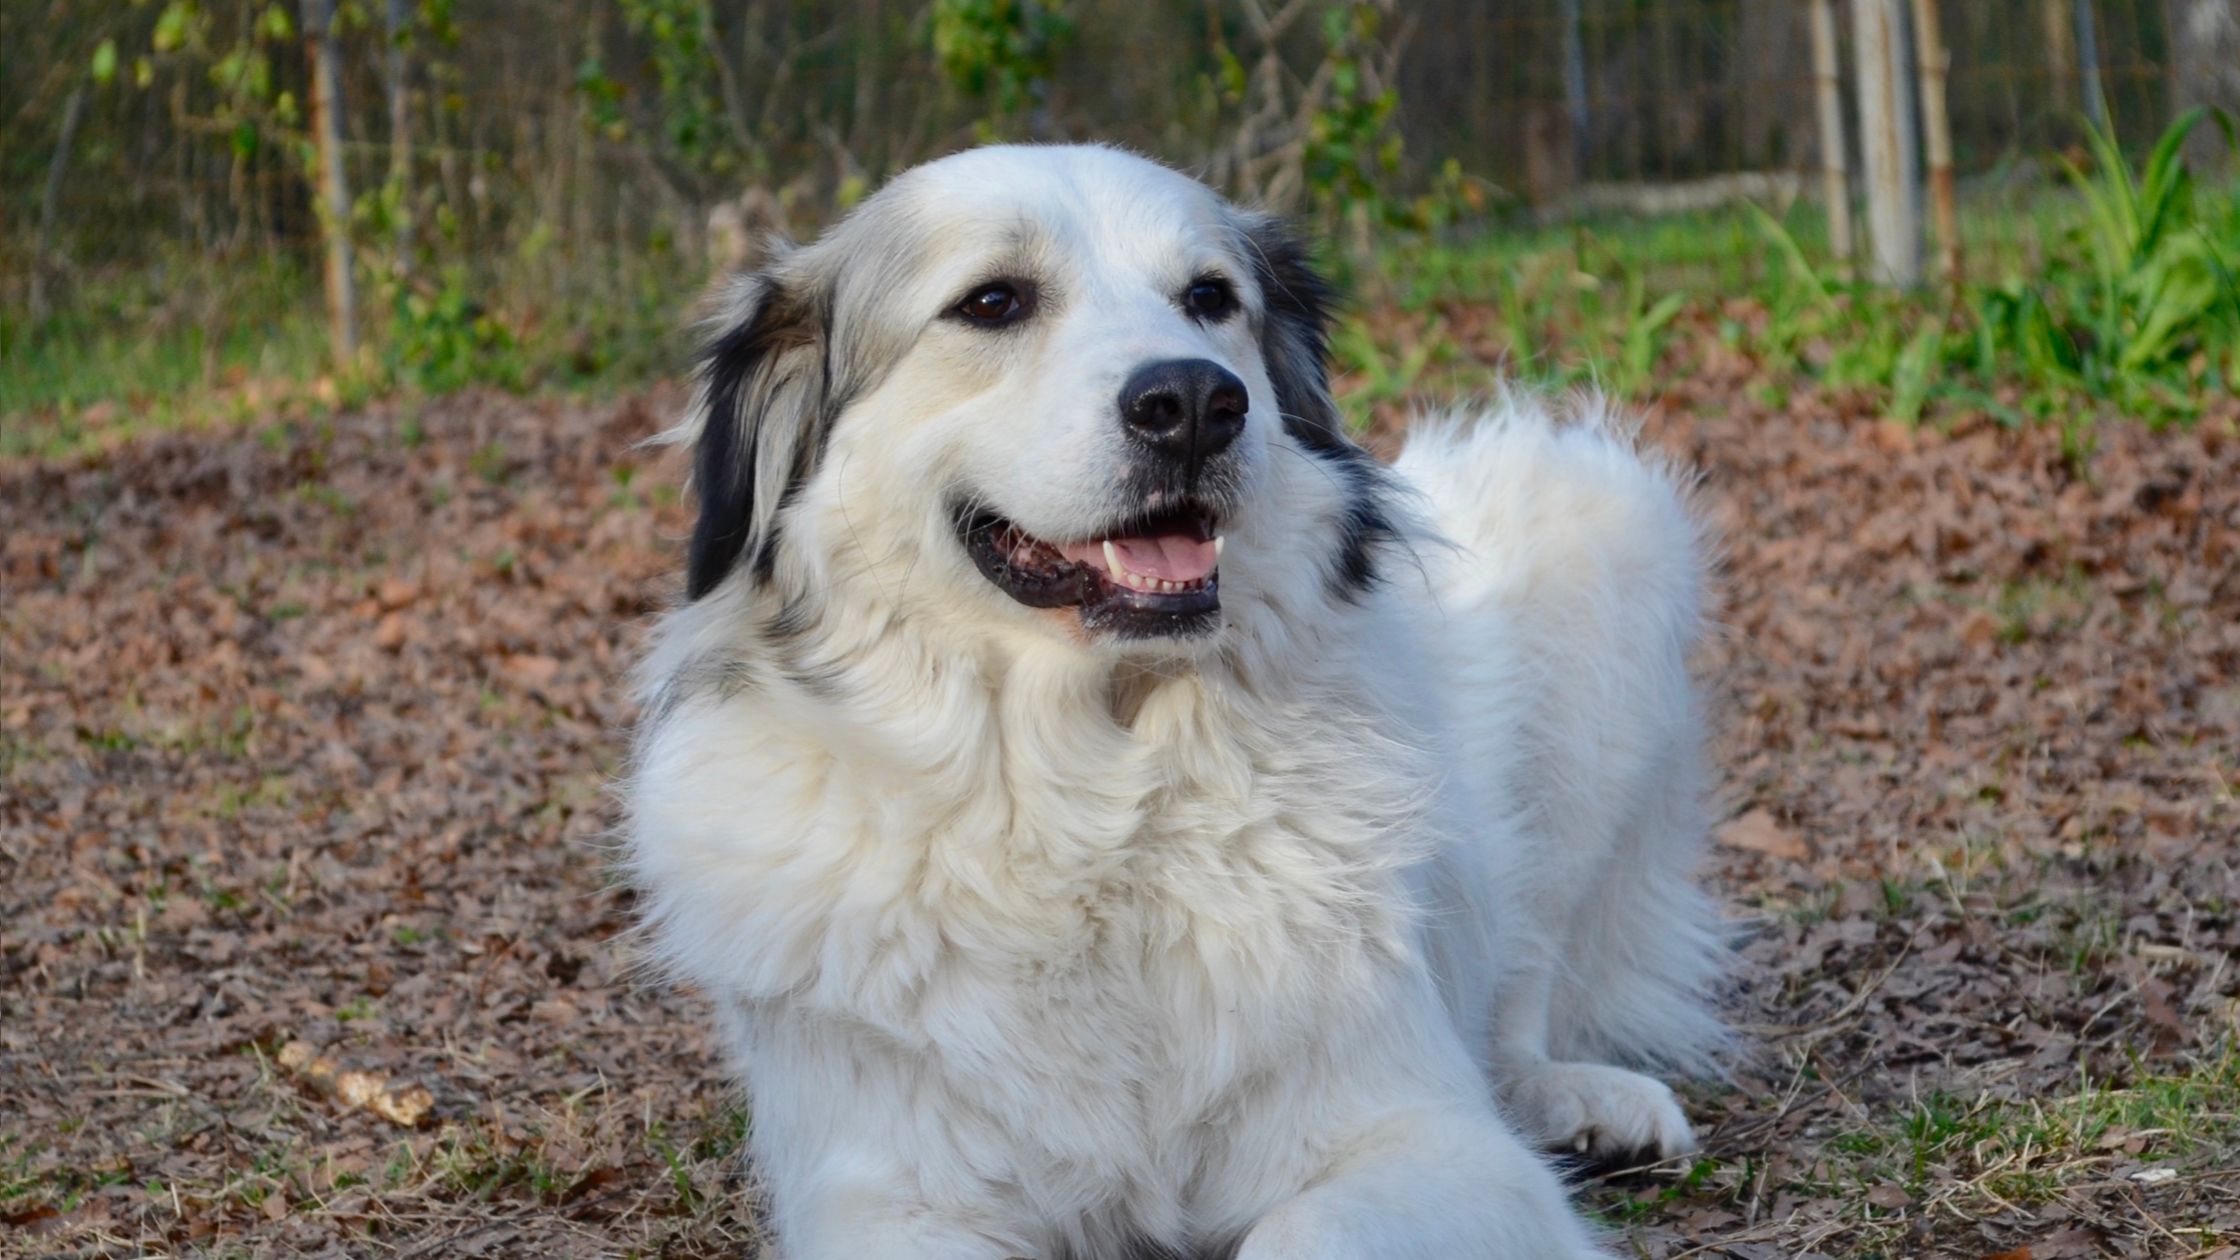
[277,1040,436,1128]
[1864,1182,1911,1209]
[1714,808,1806,860]
[504,652,562,685]
[375,578,421,609]
[1980,1249,2032,1260]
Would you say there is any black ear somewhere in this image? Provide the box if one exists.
[686,270,831,600]
[1236,213,1397,600]
[1238,214,1351,456]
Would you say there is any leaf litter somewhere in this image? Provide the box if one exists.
[3,377,2236,1257]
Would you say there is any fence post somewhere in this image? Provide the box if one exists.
[1852,0,1922,286]
[1807,0,1854,270]
[301,0,358,364]
[2072,0,2108,129]
[1559,0,1590,185]
[1910,0,1961,289]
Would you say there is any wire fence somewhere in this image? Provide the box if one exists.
[5,0,2234,295]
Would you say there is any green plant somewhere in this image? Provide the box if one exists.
[383,268,523,394]
[930,0,1071,138]
[1977,109,2240,417]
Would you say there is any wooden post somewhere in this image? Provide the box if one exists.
[1910,0,1960,289]
[1852,0,1921,286]
[301,0,358,362]
[2072,0,2107,130]
[1807,0,1854,270]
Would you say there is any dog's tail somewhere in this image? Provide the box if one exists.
[1392,393,1731,1076]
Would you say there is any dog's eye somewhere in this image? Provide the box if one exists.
[1184,277,1237,321]
[954,282,1029,327]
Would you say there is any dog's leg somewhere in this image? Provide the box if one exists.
[1232,1106,1611,1260]
[722,1005,1040,1260]
[775,1185,1029,1260]
[1489,951,1698,1165]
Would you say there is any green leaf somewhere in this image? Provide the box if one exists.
[1891,323,1943,424]
[153,1,195,53]
[91,38,118,84]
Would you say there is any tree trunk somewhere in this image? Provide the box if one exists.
[1854,0,1923,287]
[1912,0,1961,290]
[2043,0,2075,114]
[301,0,358,363]
[385,0,414,267]
[2165,0,2240,169]
[31,83,89,323]
[1807,0,1854,270]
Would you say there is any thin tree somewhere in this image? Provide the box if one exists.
[300,0,357,362]
[2165,0,2240,168]
[1854,0,1923,286]
[31,82,89,323]
[385,0,414,268]
[1808,0,1854,269]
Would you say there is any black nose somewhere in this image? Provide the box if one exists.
[1118,359,1248,464]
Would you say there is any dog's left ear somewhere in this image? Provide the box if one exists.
[684,262,832,600]
[1236,213,1352,456]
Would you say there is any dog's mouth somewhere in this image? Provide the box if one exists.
[958,503,1224,639]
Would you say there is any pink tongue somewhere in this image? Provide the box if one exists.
[1058,533,1219,582]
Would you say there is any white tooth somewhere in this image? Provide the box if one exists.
[1102,540,1127,584]
[1213,535,1226,558]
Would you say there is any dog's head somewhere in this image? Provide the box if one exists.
[680,144,1392,657]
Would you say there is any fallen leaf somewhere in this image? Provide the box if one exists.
[1716,808,1807,860]
[277,1041,436,1128]
[1864,1182,1912,1209]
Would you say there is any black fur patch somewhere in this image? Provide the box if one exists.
[1239,215,1350,457]
[1238,214,1397,598]
[686,280,830,600]
[1325,446,1399,601]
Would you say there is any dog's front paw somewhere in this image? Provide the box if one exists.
[1501,1062,1697,1166]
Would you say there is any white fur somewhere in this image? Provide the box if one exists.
[627,146,1724,1259]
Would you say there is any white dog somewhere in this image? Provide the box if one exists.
[626,144,1727,1260]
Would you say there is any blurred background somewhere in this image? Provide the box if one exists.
[3,0,2237,454]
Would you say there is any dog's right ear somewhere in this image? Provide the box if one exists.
[684,265,832,600]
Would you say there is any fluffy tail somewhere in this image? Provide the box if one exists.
[1394,393,1731,1076]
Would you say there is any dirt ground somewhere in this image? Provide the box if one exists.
[4,373,2237,1258]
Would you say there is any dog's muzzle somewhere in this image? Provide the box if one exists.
[956,500,1226,640]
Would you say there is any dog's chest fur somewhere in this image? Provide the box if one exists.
[638,635,1436,1233]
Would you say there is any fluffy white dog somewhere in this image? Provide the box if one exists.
[626,144,1727,1260]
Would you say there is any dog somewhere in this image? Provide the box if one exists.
[625,144,1727,1259]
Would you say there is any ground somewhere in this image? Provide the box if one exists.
[3,374,2237,1259]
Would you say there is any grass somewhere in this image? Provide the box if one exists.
[7,123,2234,464]
[1329,115,2239,442]
[1,241,692,462]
